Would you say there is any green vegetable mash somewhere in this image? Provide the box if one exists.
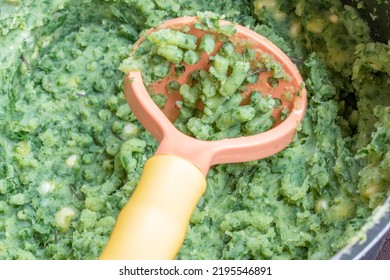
[0,0,389,260]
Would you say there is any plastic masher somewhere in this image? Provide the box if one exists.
[100,16,306,260]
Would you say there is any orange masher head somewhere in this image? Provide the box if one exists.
[124,16,306,175]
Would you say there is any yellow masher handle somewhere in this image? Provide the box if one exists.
[99,154,206,259]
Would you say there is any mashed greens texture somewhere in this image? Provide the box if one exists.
[0,0,389,260]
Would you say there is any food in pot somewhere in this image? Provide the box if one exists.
[0,0,389,259]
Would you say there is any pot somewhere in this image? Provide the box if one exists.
[333,0,390,259]
[0,0,389,260]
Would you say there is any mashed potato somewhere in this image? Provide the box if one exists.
[0,0,389,259]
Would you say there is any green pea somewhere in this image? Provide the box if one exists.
[221,61,250,97]
[183,50,201,65]
[219,41,235,56]
[233,106,256,122]
[187,117,214,140]
[200,72,217,98]
[180,84,200,108]
[245,73,259,84]
[151,54,165,64]
[203,94,227,110]
[157,45,184,64]
[177,104,194,120]
[209,55,229,81]
[153,61,170,78]
[199,34,216,54]
[148,28,198,50]
[250,91,273,113]
[244,112,274,134]
[211,124,241,140]
[135,39,154,56]
[216,112,237,130]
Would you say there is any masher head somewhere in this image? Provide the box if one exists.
[124,16,306,174]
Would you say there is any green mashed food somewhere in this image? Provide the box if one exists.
[0,0,389,259]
